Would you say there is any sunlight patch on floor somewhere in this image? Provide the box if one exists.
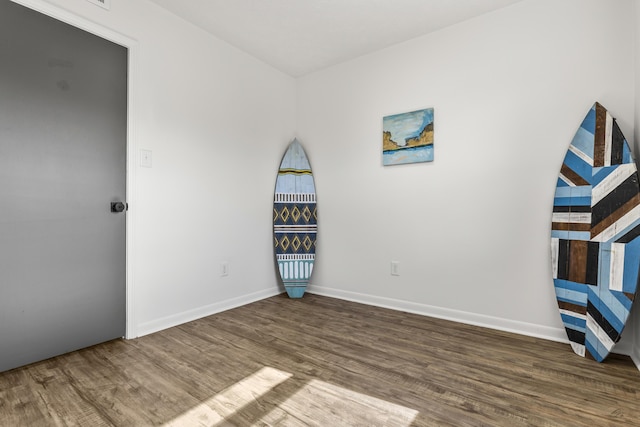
[163,366,292,426]
[259,378,418,426]
[163,366,417,426]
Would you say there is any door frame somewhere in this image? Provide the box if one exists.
[11,0,138,339]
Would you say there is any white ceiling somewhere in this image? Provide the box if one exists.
[146,0,524,77]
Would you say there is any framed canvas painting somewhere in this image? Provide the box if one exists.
[382,108,434,166]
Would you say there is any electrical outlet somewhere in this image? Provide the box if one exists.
[221,261,229,277]
[391,261,400,276]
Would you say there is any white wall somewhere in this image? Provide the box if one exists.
[298,0,637,350]
[22,0,297,336]
[633,0,640,367]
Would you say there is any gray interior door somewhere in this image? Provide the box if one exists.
[0,1,127,372]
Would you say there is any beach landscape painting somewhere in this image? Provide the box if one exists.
[383,108,434,166]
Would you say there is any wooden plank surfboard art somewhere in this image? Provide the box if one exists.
[551,102,640,362]
[274,139,317,298]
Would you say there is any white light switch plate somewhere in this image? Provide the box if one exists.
[391,261,400,276]
[140,149,152,168]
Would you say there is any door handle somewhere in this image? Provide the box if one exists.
[110,202,127,213]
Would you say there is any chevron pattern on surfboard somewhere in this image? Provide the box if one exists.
[551,102,640,362]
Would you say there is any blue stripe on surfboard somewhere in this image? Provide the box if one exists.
[554,279,590,293]
[622,237,640,293]
[551,230,590,240]
[570,127,595,158]
[551,229,569,240]
[557,296,587,309]
[585,335,607,362]
[591,167,607,185]
[591,164,635,188]
[564,321,586,334]
[556,178,570,187]
[556,291,588,306]
[552,181,591,206]
[554,186,592,199]
[560,313,586,330]
[587,287,628,332]
[562,150,593,183]
[580,105,597,134]
[598,242,612,290]
[591,164,635,189]
[598,285,633,313]
[554,279,588,305]
[553,196,591,206]
[612,292,634,309]
[623,143,632,163]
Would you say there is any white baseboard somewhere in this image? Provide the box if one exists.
[632,343,640,371]
[136,287,282,337]
[307,284,567,342]
[307,284,634,359]
[614,340,634,357]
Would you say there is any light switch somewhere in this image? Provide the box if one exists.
[140,149,152,168]
[391,261,400,276]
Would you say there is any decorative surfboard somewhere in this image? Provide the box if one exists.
[551,102,640,362]
[273,139,317,298]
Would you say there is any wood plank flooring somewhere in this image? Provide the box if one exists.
[1,293,639,426]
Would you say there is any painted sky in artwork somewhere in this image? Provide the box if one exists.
[384,109,434,147]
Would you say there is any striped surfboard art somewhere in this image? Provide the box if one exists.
[274,139,317,298]
[551,102,640,362]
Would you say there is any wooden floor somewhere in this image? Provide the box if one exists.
[1,294,639,426]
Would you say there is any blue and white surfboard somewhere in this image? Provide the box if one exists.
[273,139,317,298]
[551,102,640,362]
